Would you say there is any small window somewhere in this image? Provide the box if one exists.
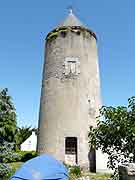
[64,57,80,76]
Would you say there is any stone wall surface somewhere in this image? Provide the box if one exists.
[37,29,101,170]
[119,164,135,180]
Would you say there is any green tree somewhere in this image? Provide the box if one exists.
[88,96,135,171]
[0,88,17,142]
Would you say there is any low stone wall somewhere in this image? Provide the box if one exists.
[118,163,135,180]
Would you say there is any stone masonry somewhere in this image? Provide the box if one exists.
[37,12,101,170]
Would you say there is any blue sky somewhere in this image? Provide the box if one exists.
[0,0,135,127]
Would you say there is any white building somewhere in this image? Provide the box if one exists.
[21,131,37,151]
[96,149,112,173]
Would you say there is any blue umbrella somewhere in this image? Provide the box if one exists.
[10,154,68,180]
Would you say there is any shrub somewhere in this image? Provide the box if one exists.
[3,152,22,163]
[69,165,82,177]
[0,139,19,178]
[17,151,37,162]
[0,163,12,179]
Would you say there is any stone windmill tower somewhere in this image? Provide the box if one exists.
[37,10,101,170]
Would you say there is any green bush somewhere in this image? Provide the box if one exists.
[3,152,22,163]
[17,151,37,162]
[69,165,82,177]
[0,163,12,179]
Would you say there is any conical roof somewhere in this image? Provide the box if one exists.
[46,10,97,40]
[58,9,85,28]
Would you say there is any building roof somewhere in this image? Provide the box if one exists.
[58,9,85,28]
[46,9,97,40]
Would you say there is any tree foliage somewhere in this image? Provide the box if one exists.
[88,97,135,170]
[0,138,19,178]
[0,88,17,142]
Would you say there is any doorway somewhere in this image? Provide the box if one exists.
[65,137,78,165]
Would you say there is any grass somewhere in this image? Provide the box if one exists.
[69,173,111,180]
[5,162,23,180]
[85,172,111,180]
[8,162,23,171]
[6,162,111,180]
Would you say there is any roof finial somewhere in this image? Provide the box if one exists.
[68,5,74,15]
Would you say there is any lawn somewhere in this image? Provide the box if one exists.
[69,173,111,180]
[5,162,23,180]
[7,162,111,180]
[84,172,111,180]
[8,162,23,171]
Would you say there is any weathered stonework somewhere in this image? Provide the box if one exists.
[119,164,135,180]
[37,13,101,170]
